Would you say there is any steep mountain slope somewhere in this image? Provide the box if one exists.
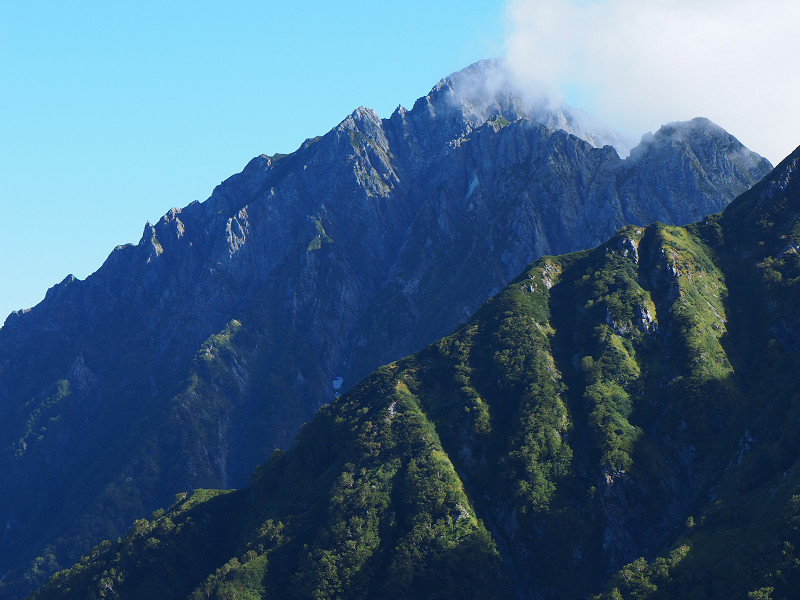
[0,60,771,596]
[28,145,800,599]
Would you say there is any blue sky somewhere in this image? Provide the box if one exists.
[2,0,798,323]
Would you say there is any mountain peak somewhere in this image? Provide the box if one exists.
[338,105,382,133]
[433,57,513,101]
[654,117,728,141]
[628,117,771,180]
[421,58,630,153]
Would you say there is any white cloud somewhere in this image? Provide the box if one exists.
[503,0,800,164]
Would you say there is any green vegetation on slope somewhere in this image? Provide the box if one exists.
[31,359,507,600]
[595,151,800,600]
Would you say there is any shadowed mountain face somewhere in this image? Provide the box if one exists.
[0,60,771,596]
[28,146,800,600]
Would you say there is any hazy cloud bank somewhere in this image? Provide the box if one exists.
[503,0,800,164]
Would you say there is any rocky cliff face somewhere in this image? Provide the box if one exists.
[27,146,800,600]
[0,59,771,596]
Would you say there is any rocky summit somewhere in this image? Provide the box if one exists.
[0,59,771,597]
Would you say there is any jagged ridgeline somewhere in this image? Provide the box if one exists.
[0,59,771,597]
[29,149,800,599]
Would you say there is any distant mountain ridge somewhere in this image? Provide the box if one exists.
[28,144,800,600]
[0,59,771,597]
